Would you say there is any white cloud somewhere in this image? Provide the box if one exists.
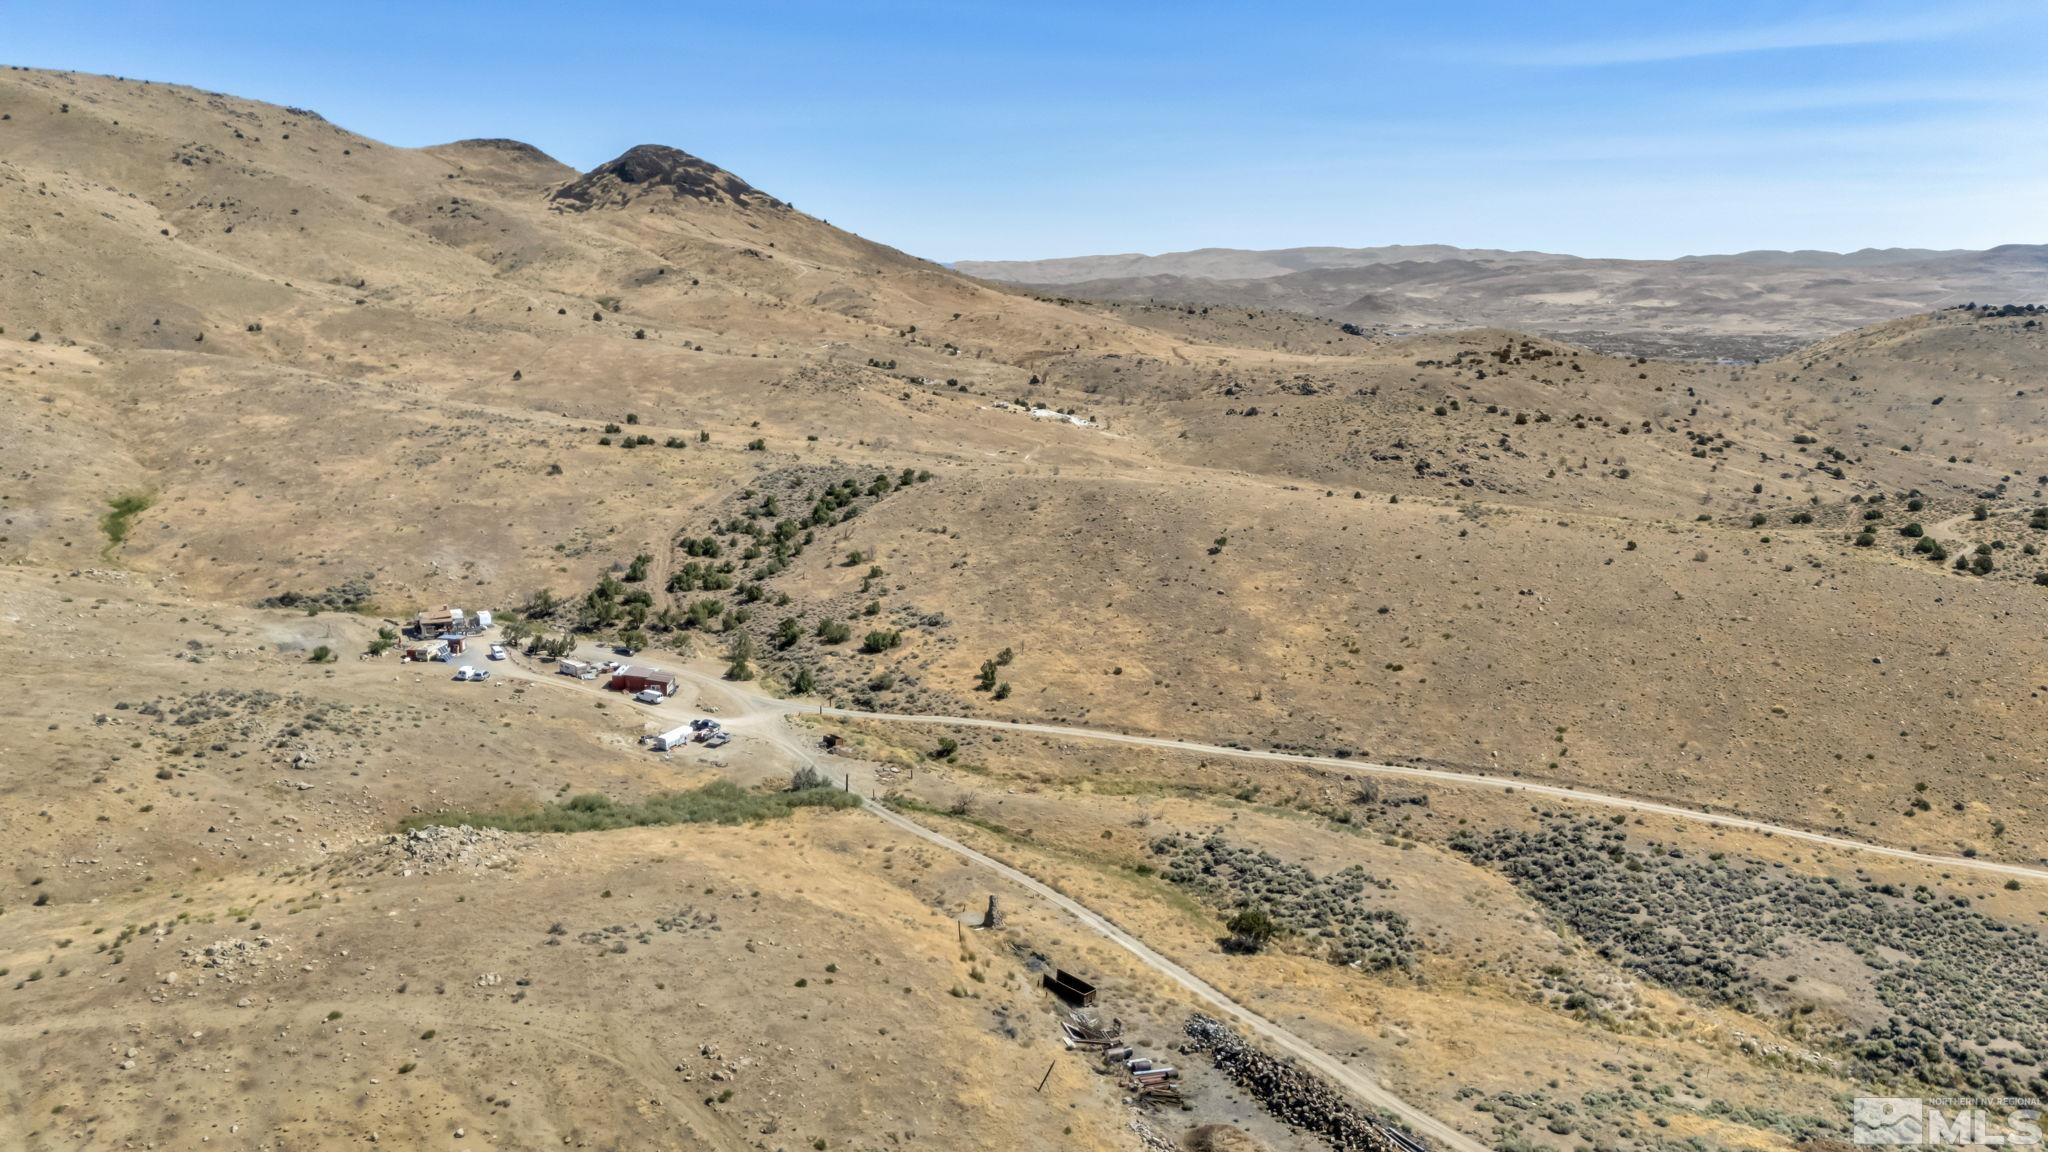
[1507,6,2013,67]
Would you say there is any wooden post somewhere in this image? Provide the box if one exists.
[1035,1061,1055,1093]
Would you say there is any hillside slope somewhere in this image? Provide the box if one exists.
[6,64,2047,853]
[5,67,2048,1152]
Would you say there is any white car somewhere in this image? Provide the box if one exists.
[488,644,507,660]
[633,688,665,705]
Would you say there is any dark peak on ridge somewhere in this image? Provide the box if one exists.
[550,144,785,212]
[442,138,560,162]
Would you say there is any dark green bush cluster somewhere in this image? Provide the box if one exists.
[402,780,859,834]
[1149,833,1414,971]
[258,575,375,613]
[1454,818,2048,1098]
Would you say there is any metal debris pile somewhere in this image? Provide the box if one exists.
[1058,1008,1124,1051]
[1061,1009,1185,1108]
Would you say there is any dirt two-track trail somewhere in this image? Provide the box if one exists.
[505,650,2048,1150]
[856,801,1470,1152]
[502,654,2044,1150]
[646,668,2047,885]
[497,655,1485,1149]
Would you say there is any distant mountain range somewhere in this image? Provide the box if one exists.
[957,244,2048,359]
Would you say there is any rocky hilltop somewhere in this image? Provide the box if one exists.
[550,142,785,210]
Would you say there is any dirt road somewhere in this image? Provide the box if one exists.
[494,651,1483,1150]
[860,799,1487,1152]
[508,655,2048,883]
[768,688,2048,884]
[496,650,2044,1152]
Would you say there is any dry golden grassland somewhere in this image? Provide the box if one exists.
[4,66,2047,1151]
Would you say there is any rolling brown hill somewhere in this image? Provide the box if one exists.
[959,243,2048,359]
[5,66,2048,1152]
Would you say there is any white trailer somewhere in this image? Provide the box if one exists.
[648,725,694,752]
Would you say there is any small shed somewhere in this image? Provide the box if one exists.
[405,639,450,662]
[608,665,679,697]
[1042,969,1097,1007]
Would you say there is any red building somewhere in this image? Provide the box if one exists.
[607,665,678,696]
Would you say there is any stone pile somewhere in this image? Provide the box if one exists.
[1183,1015,1415,1152]
[334,824,530,877]
[180,935,287,983]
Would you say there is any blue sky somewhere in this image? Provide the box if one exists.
[10,1,2045,261]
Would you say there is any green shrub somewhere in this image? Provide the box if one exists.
[1224,907,1280,953]
[401,780,860,834]
[100,493,154,547]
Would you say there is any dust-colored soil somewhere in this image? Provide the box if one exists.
[4,65,2048,1152]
